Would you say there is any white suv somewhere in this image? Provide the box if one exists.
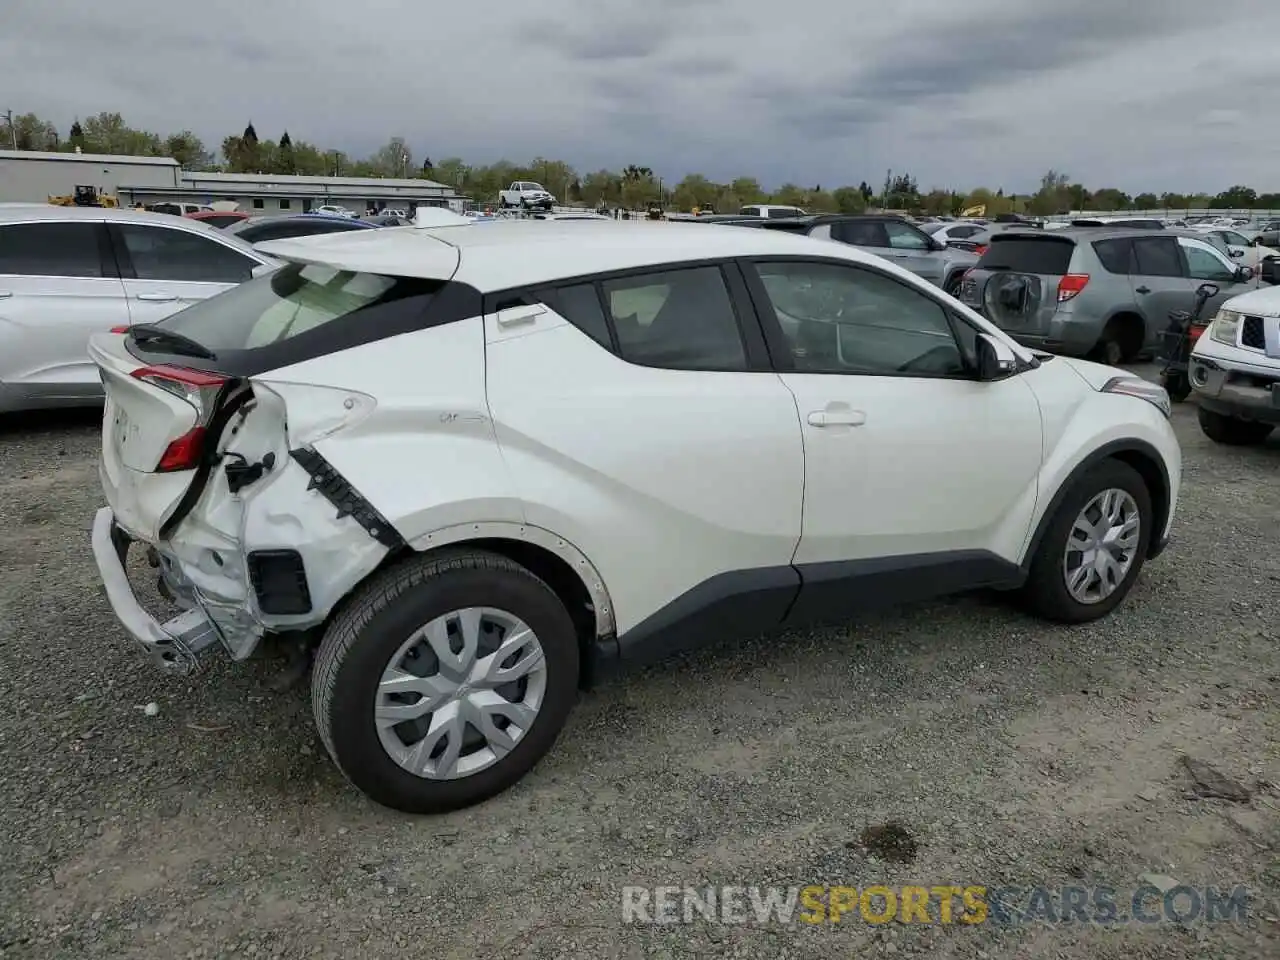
[1190,284,1280,445]
[88,219,1181,813]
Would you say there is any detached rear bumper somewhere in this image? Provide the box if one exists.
[91,507,220,675]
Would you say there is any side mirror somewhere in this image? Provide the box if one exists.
[1195,282,1220,300]
[1236,265,1254,283]
[975,333,1017,381]
[1229,248,1244,258]
[930,238,946,252]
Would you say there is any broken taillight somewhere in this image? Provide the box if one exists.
[1056,274,1090,303]
[130,365,229,472]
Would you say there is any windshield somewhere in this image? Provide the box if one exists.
[524,183,545,192]
[978,237,1075,274]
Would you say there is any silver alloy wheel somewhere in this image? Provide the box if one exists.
[374,607,547,780]
[1062,488,1141,604]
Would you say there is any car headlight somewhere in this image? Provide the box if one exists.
[1101,376,1171,418]
[1210,310,1241,345]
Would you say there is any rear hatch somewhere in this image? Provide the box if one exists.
[960,234,1081,336]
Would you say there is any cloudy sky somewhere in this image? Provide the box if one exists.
[5,0,1278,193]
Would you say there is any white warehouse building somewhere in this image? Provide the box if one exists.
[0,149,460,215]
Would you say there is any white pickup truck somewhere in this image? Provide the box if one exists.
[498,181,555,211]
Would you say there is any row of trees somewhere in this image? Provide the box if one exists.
[4,111,1277,214]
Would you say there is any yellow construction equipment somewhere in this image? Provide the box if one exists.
[47,185,119,208]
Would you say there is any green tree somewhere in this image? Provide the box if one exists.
[729,177,765,205]
[832,186,867,214]
[1027,169,1070,216]
[1089,188,1131,211]
[771,183,807,206]
[370,137,413,178]
[1,112,59,150]
[1212,185,1257,209]
[672,174,720,211]
[164,131,208,169]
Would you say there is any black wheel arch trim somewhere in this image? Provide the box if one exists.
[1019,438,1172,573]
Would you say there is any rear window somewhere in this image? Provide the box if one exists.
[129,261,456,375]
[1092,238,1134,274]
[977,236,1075,275]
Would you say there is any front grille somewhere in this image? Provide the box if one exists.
[1241,315,1265,349]
[247,550,312,615]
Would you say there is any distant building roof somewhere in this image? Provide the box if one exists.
[0,149,179,167]
[183,171,451,191]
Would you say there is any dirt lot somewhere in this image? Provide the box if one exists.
[1,383,1278,960]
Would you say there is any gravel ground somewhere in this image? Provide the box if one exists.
[1,378,1278,959]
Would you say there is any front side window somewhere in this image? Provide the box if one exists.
[834,220,890,247]
[884,221,931,250]
[116,224,257,284]
[1222,231,1250,247]
[751,260,967,377]
[0,222,105,278]
[601,266,747,371]
[1179,240,1235,282]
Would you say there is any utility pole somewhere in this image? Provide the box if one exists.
[3,110,16,150]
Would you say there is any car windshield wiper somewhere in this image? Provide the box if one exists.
[127,323,218,361]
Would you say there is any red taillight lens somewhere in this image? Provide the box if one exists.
[156,427,208,472]
[1056,273,1090,303]
[972,244,987,256]
[110,325,130,334]
[129,365,229,473]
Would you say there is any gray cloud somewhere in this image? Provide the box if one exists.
[4,0,1279,193]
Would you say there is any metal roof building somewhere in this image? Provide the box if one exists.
[118,171,459,216]
[0,149,180,202]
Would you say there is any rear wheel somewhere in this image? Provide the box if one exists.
[1019,460,1152,623]
[1094,315,1144,365]
[944,273,964,298]
[312,549,580,814]
[1197,407,1274,446]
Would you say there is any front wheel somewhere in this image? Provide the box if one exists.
[1019,459,1152,623]
[1198,407,1274,446]
[312,549,580,814]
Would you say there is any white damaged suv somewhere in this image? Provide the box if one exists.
[90,219,1182,813]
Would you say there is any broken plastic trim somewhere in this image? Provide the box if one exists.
[289,447,406,549]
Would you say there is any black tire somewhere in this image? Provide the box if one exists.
[1160,369,1191,402]
[1095,336,1124,366]
[312,549,580,814]
[1197,407,1274,446]
[1019,459,1153,624]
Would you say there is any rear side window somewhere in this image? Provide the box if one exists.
[0,222,105,278]
[978,237,1075,275]
[115,224,256,284]
[601,266,747,371]
[1131,237,1184,278]
[835,220,890,247]
[546,283,612,348]
[1092,238,1134,274]
[741,206,760,216]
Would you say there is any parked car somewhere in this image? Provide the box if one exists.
[185,210,251,230]
[1189,284,1280,445]
[531,212,612,221]
[960,227,1256,364]
[1071,218,1165,230]
[87,218,1180,813]
[146,201,214,217]
[364,213,414,227]
[734,214,978,295]
[1192,227,1280,272]
[0,207,275,413]
[226,214,379,245]
[498,182,556,211]
[313,204,357,219]
[926,221,988,244]
[739,204,807,219]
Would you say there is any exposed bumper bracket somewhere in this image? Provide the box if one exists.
[290,447,406,549]
[90,507,221,676]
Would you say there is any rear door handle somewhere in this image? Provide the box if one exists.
[495,304,546,327]
[1135,286,1151,294]
[0,291,10,299]
[808,409,866,427]
[136,293,179,303]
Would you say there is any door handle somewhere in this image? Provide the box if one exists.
[808,409,866,427]
[0,291,11,299]
[1135,286,1151,294]
[136,293,179,303]
[495,304,546,327]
